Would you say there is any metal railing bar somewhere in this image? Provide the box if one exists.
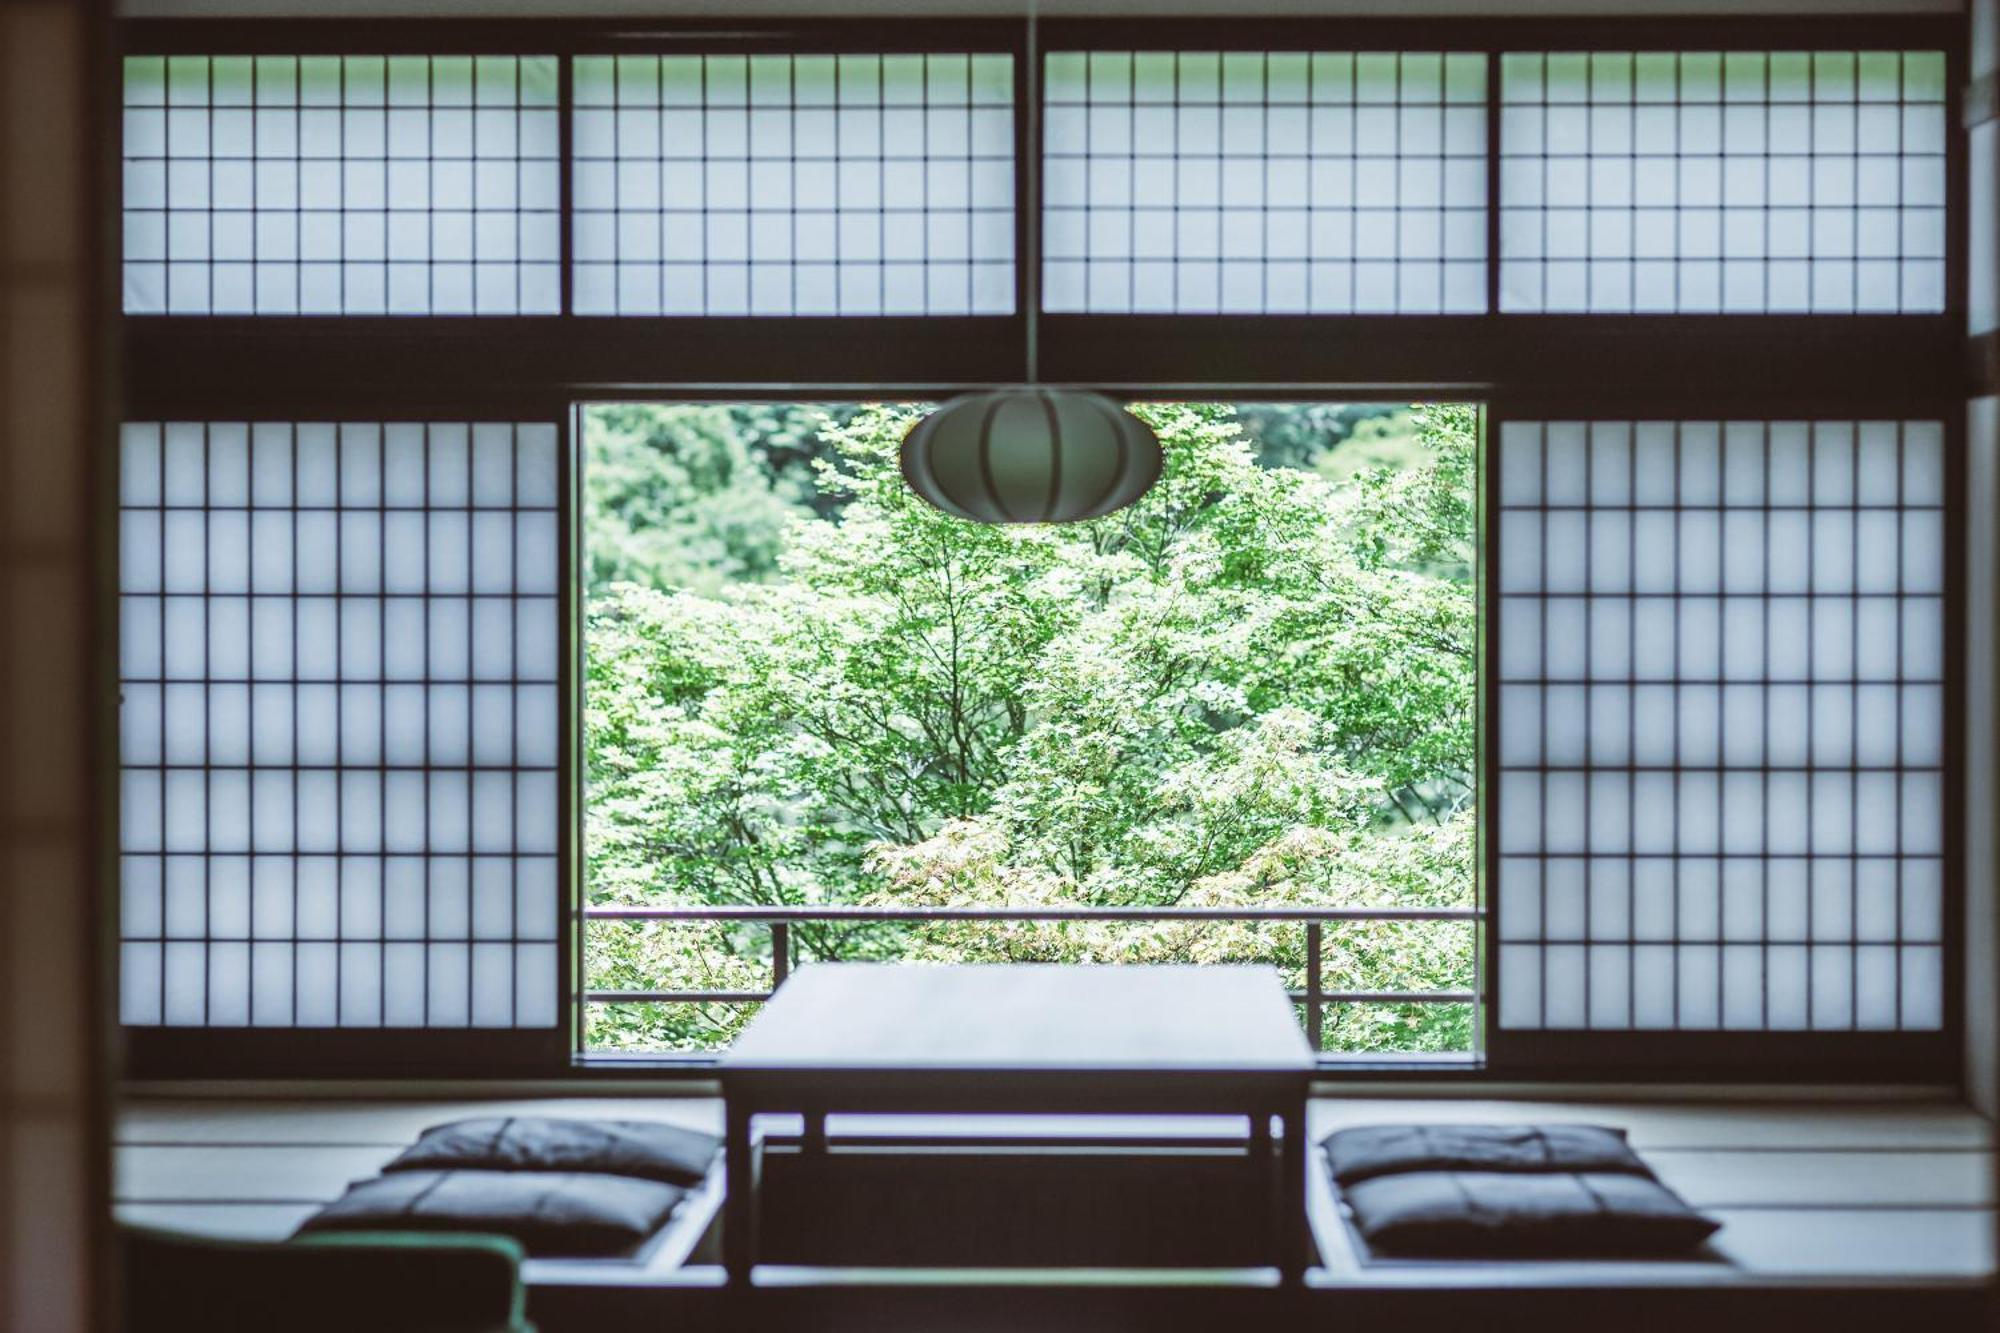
[582,907,1480,1041]
[1304,921,1323,1052]
[1306,991,1477,1005]
[770,920,790,987]
[585,905,1479,922]
[585,988,1478,1006]
[587,990,771,1005]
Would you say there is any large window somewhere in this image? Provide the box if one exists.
[114,15,1964,1078]
[583,402,1477,1053]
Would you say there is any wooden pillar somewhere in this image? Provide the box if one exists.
[0,2,113,1331]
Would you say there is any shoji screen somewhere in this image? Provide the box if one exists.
[121,55,561,315]
[1042,50,1488,314]
[1498,51,1947,313]
[1496,419,1945,1030]
[118,420,561,1028]
[570,52,1015,315]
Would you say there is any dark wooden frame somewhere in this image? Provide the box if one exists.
[115,12,1972,1084]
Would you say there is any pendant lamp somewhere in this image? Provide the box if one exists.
[899,8,1163,524]
[900,387,1162,524]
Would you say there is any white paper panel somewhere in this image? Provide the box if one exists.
[119,421,561,1029]
[1498,419,1944,1031]
[1499,51,1946,313]
[123,56,560,314]
[572,53,1014,315]
[1042,50,1486,313]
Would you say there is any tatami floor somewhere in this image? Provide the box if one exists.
[114,1093,1997,1287]
[1308,1096,1996,1285]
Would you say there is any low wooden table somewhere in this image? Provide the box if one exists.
[717,962,1316,1284]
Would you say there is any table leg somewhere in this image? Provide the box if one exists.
[1277,1101,1307,1285]
[723,1098,756,1286]
[1249,1109,1275,1265]
[802,1107,827,1155]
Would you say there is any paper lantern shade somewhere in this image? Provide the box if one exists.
[900,387,1163,524]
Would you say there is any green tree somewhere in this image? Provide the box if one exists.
[585,402,863,595]
[585,402,1476,1052]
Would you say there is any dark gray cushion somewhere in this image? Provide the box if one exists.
[386,1116,720,1188]
[1341,1169,1721,1257]
[1325,1123,1648,1187]
[296,1169,688,1257]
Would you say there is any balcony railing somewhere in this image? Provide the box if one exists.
[583,904,1480,1052]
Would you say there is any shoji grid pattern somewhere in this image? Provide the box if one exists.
[1041,51,1488,314]
[1498,51,1948,313]
[117,421,561,1028]
[122,55,561,315]
[1496,420,1945,1031]
[571,53,1015,315]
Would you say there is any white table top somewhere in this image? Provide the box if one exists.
[721,963,1316,1073]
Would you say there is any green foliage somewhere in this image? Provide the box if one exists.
[1233,402,1415,472]
[584,402,862,595]
[584,401,1477,1053]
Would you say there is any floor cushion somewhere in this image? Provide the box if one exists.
[1325,1123,1649,1186]
[385,1115,720,1188]
[296,1169,688,1258]
[1323,1123,1720,1259]
[1340,1168,1721,1257]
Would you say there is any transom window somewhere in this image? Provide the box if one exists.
[571,53,1016,315]
[1498,51,1948,312]
[1042,51,1489,314]
[122,55,562,315]
[119,41,1953,321]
